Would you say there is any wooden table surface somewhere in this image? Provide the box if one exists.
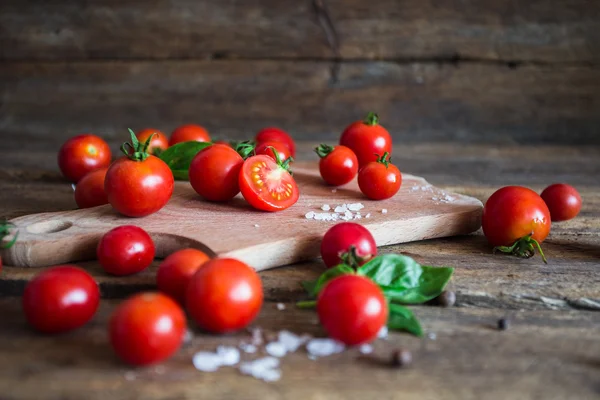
[0,142,599,400]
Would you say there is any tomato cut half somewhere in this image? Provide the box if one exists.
[239,155,299,211]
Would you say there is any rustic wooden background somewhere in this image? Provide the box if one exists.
[1,0,600,149]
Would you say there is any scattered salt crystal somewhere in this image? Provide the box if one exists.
[381,209,388,214]
[432,197,439,201]
[254,224,260,228]
[217,346,240,366]
[411,186,419,191]
[428,332,437,341]
[359,344,374,354]
[239,357,281,382]
[442,194,455,203]
[239,343,257,354]
[354,213,362,220]
[278,331,309,352]
[344,210,353,219]
[193,352,223,372]
[276,303,286,311]
[377,326,388,339]
[332,189,337,193]
[265,341,287,358]
[71,183,76,191]
[365,213,371,218]
[306,338,345,357]
[124,371,136,381]
[305,211,315,219]
[347,203,364,211]
[321,204,331,211]
[334,204,347,213]
[250,327,263,346]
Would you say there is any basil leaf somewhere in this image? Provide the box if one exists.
[301,280,318,295]
[310,264,354,297]
[159,141,212,180]
[357,254,453,304]
[387,303,423,337]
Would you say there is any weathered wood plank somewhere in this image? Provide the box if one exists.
[1,61,599,145]
[1,0,599,62]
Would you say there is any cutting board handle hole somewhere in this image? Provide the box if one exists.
[26,220,73,234]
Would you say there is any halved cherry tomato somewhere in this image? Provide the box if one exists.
[169,124,211,146]
[157,248,210,304]
[357,152,402,200]
[97,225,155,276]
[540,183,582,222]
[321,222,377,268]
[239,154,299,211]
[315,144,358,186]
[340,112,392,167]
[136,128,169,155]
[255,140,292,163]
[189,144,244,202]
[256,127,296,158]
[58,134,112,182]
[74,168,108,209]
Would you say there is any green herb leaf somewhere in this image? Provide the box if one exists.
[301,264,355,298]
[301,280,318,294]
[357,254,453,304]
[387,303,423,336]
[159,141,212,180]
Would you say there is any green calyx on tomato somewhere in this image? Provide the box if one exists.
[363,112,380,126]
[314,144,335,158]
[0,220,18,249]
[231,140,256,160]
[374,152,392,168]
[268,146,294,174]
[121,129,154,162]
[493,234,548,264]
[338,245,371,269]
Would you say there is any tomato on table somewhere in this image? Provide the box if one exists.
[357,152,402,200]
[255,127,296,158]
[105,129,174,217]
[315,144,358,186]
[255,140,292,163]
[482,186,551,262]
[317,275,387,346]
[109,292,186,366]
[186,258,263,333]
[540,183,582,222]
[0,221,18,274]
[169,124,211,146]
[22,265,100,334]
[157,248,210,304]
[136,128,169,155]
[58,134,112,182]
[189,143,244,202]
[74,168,109,209]
[321,222,377,268]
[339,112,392,167]
[97,225,155,276]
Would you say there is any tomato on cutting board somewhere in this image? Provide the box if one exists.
[357,152,402,200]
[157,248,210,304]
[540,183,582,222]
[255,127,296,158]
[321,222,377,268]
[169,124,211,146]
[340,112,392,167]
[255,140,293,163]
[58,134,112,182]
[104,129,174,217]
[74,168,109,209]
[189,143,244,202]
[97,225,155,276]
[315,144,358,186]
[136,128,169,155]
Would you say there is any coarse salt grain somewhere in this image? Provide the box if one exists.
[365,213,371,218]
[278,331,310,352]
[254,224,260,228]
[265,341,287,358]
[305,211,315,219]
[359,344,374,354]
[334,204,348,213]
[217,346,240,366]
[239,357,281,382]
[306,338,345,357]
[381,209,388,214]
[428,332,437,341]
[276,303,286,310]
[354,213,362,220]
[239,343,257,354]
[377,326,389,339]
[321,204,331,211]
[193,352,224,372]
[347,203,364,211]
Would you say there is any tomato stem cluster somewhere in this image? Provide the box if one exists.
[0,220,18,249]
[231,140,256,160]
[314,144,335,158]
[121,129,153,161]
[364,112,379,126]
[268,146,294,174]
[339,246,369,269]
[493,234,548,264]
[374,152,392,168]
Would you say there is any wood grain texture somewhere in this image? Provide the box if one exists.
[1,0,599,62]
[1,61,599,145]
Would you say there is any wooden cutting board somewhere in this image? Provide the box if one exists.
[1,163,483,271]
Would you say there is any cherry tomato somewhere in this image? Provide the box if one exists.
[321,222,377,268]
[239,154,299,211]
[540,183,582,222]
[357,152,402,200]
[157,248,210,304]
[315,144,358,186]
[255,127,296,158]
[482,186,551,262]
[105,131,174,217]
[317,275,387,346]
[189,144,244,202]
[136,128,169,155]
[340,112,392,167]
[74,168,108,209]
[22,265,99,334]
[186,258,263,333]
[169,124,211,146]
[109,292,186,366]
[255,140,292,163]
[58,134,112,182]
[97,225,155,276]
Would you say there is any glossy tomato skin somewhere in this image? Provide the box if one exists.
[157,248,210,304]
[482,186,551,247]
[186,258,263,333]
[189,144,244,202]
[23,265,100,334]
[255,127,296,158]
[97,225,155,276]
[109,292,186,366]
[340,115,392,167]
[357,161,402,200]
[318,145,358,186]
[239,155,299,212]
[540,183,582,222]
[169,124,211,146]
[105,155,174,217]
[136,128,169,155]
[321,222,377,268]
[58,134,112,182]
[317,275,387,346]
[255,141,292,162]
[74,168,109,209]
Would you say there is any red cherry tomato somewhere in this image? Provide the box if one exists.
[136,128,169,155]
[255,127,296,158]
[74,168,108,209]
[315,144,358,186]
[317,275,387,346]
[22,265,99,334]
[340,112,392,167]
[540,183,582,222]
[157,248,210,304]
[109,292,186,366]
[169,124,211,146]
[357,152,402,200]
[58,134,112,182]
[239,154,299,212]
[189,144,244,202]
[255,141,292,163]
[186,258,263,333]
[321,222,377,268]
[97,225,155,276]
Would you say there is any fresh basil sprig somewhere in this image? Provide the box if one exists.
[158,141,213,180]
[388,303,423,336]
